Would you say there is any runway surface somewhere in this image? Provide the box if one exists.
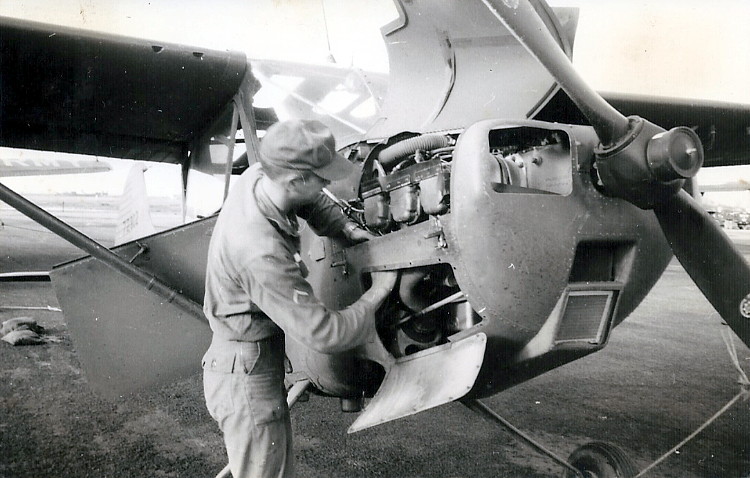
[1,197,749,477]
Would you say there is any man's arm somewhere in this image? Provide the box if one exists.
[296,191,348,237]
[240,251,395,354]
[300,192,374,242]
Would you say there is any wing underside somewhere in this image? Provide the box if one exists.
[0,16,249,163]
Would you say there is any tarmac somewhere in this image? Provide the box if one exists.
[1,195,749,477]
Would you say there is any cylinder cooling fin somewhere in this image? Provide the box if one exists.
[357,132,455,234]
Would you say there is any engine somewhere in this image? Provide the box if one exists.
[335,127,572,358]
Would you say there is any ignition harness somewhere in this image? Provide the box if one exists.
[321,187,370,232]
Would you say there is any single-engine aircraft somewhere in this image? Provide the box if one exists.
[2,1,750,476]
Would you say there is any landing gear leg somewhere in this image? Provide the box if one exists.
[463,399,636,478]
[463,399,586,477]
[213,379,312,478]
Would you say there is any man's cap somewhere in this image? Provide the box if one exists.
[259,119,355,181]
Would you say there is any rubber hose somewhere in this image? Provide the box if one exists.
[378,134,452,166]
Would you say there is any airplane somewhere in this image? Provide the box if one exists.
[2,2,750,477]
[0,155,111,177]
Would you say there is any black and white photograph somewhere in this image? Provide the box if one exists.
[1,1,749,477]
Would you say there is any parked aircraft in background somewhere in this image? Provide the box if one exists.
[113,165,157,245]
[0,156,111,177]
[1,2,750,476]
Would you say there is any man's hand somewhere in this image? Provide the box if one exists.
[367,271,398,312]
[371,271,398,293]
[356,322,394,366]
[361,270,398,308]
[356,270,399,365]
[343,222,376,243]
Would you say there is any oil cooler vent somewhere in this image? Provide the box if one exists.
[554,286,619,346]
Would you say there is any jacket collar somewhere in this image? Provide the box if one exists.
[253,169,300,238]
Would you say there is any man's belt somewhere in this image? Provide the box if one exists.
[204,334,285,374]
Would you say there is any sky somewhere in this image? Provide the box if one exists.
[1,0,747,101]
[1,0,749,207]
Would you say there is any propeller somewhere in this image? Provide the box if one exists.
[483,0,750,347]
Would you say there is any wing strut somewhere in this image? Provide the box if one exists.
[234,69,263,167]
[218,69,262,202]
[0,181,204,320]
[182,68,263,209]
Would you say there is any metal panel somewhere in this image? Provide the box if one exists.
[50,259,210,398]
[49,218,216,397]
[108,218,215,304]
[369,1,577,138]
[348,333,486,433]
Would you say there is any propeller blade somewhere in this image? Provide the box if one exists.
[654,190,750,347]
[482,0,629,145]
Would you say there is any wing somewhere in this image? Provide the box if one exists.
[0,15,266,397]
[0,157,111,176]
[537,90,750,168]
[0,15,249,164]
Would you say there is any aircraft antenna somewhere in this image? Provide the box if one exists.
[320,0,336,63]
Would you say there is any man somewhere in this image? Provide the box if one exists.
[202,119,397,478]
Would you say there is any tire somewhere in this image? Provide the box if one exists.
[562,441,638,478]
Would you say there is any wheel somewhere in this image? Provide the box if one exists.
[562,441,638,478]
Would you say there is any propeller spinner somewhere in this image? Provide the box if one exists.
[483,0,750,348]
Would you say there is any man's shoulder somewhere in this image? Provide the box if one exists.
[217,167,264,224]
[212,171,272,244]
[214,204,274,248]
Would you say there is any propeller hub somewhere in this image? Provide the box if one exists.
[594,116,704,210]
[646,126,704,181]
